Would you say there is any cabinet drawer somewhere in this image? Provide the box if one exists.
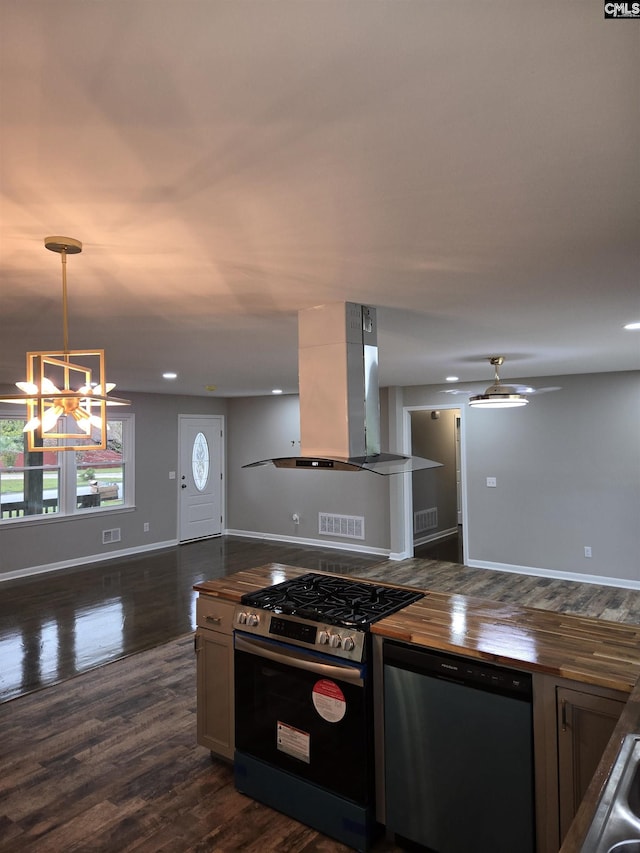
[196,596,235,633]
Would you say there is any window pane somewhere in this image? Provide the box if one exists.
[192,432,210,491]
[0,418,25,468]
[1,415,130,521]
[75,425,124,510]
[0,419,60,519]
[0,468,61,519]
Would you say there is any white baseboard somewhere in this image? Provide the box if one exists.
[224,528,391,558]
[9,534,633,591]
[466,558,640,591]
[413,527,458,548]
[0,539,179,583]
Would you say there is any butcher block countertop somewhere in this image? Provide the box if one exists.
[195,562,640,692]
[195,563,640,852]
[194,563,311,603]
[370,589,640,693]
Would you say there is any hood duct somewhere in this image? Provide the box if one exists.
[244,302,442,475]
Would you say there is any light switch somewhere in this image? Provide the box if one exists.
[486,477,497,488]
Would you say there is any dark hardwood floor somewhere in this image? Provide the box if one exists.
[3,535,640,852]
[0,536,379,703]
[1,633,397,853]
[414,528,463,563]
[4,532,640,704]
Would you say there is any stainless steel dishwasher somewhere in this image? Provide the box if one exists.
[382,641,535,853]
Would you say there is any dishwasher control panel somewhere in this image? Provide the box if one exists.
[383,641,532,700]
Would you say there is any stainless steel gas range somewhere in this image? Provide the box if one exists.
[232,572,424,852]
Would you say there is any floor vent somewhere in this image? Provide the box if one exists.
[319,512,365,540]
[414,507,438,534]
[102,528,121,545]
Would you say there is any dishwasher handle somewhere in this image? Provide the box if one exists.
[234,632,365,686]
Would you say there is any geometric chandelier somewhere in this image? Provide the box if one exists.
[0,236,130,451]
[468,356,529,409]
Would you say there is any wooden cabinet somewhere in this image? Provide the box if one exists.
[195,597,235,761]
[532,675,626,853]
[556,686,626,842]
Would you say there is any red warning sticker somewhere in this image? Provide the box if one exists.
[312,679,346,722]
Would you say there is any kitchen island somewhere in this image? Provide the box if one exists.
[195,563,640,852]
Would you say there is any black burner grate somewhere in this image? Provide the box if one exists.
[241,573,424,629]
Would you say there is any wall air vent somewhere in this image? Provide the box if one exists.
[414,507,438,534]
[319,512,365,540]
[102,528,121,545]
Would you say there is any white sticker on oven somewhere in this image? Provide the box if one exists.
[276,721,310,763]
[312,679,347,723]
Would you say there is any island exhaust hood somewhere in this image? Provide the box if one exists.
[244,302,441,475]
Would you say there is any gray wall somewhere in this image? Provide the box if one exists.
[402,371,640,583]
[226,394,391,553]
[0,392,227,577]
[411,409,459,543]
[3,371,639,586]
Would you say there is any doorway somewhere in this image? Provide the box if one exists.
[178,415,224,543]
[409,408,464,563]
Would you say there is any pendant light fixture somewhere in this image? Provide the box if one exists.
[1,236,130,451]
[469,356,528,409]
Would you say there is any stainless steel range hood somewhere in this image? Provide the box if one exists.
[244,302,441,475]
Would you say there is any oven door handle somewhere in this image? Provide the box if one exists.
[234,633,364,686]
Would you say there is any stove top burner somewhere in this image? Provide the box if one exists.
[240,573,424,629]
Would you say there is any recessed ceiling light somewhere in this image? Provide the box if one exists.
[272,388,283,395]
[446,376,459,382]
[624,322,640,330]
[162,372,177,380]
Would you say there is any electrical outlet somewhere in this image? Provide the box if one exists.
[486,477,497,488]
[144,522,150,533]
[292,513,300,524]
[584,546,592,558]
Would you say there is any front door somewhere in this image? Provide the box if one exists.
[178,415,223,542]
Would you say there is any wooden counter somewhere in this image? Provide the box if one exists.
[370,590,640,694]
[369,588,640,852]
[196,563,640,692]
[194,563,311,602]
[195,563,640,851]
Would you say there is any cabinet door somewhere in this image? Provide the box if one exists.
[196,627,234,760]
[557,686,625,841]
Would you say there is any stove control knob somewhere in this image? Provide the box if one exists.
[317,630,330,645]
[246,613,260,627]
[328,633,341,648]
[237,611,247,625]
[342,636,355,652]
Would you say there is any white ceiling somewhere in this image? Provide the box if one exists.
[1,1,638,400]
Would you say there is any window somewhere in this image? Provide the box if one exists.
[192,431,210,491]
[0,415,134,522]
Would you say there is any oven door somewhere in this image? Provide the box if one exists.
[234,631,373,805]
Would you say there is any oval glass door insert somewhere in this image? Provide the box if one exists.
[192,432,210,491]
